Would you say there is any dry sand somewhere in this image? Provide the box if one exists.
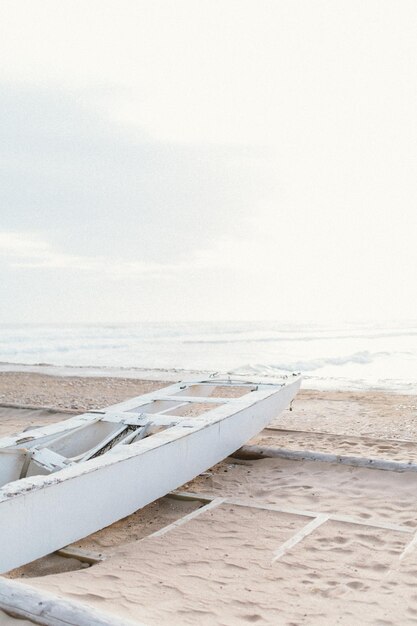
[0,371,166,413]
[1,372,417,625]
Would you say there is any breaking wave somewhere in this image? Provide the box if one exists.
[1,321,417,392]
[232,351,391,374]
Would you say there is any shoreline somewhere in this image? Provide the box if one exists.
[0,361,415,395]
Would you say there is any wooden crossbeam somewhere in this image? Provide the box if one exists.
[56,547,105,565]
[272,515,329,562]
[232,444,417,472]
[263,427,417,446]
[152,395,232,404]
[30,448,74,474]
[148,497,225,538]
[171,491,413,533]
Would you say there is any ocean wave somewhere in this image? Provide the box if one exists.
[231,351,392,374]
[184,330,417,344]
[1,321,417,392]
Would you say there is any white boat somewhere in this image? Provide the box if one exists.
[0,375,301,573]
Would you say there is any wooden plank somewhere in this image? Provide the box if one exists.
[149,497,225,538]
[0,578,141,626]
[233,444,417,472]
[101,412,182,427]
[272,515,329,562]
[172,492,412,533]
[0,403,75,414]
[227,499,412,533]
[328,512,411,533]
[0,416,100,450]
[56,547,105,565]
[263,427,417,446]
[153,395,233,404]
[167,492,213,504]
[399,531,417,561]
[29,448,74,474]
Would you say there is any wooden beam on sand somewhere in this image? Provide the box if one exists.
[56,546,105,565]
[399,529,417,561]
[232,445,417,472]
[171,491,412,533]
[0,578,141,626]
[272,514,329,562]
[0,403,76,414]
[149,497,225,538]
[167,492,213,504]
[263,427,417,446]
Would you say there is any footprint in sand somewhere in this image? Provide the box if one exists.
[346,580,369,591]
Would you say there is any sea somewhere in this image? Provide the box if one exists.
[0,320,417,393]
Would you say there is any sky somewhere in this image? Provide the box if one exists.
[1,0,417,323]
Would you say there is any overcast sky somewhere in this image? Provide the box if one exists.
[1,0,417,323]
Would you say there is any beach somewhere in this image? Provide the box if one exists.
[3,0,417,621]
[1,371,417,624]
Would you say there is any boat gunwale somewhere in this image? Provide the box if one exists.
[0,377,300,503]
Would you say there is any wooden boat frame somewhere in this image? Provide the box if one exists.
[0,375,301,573]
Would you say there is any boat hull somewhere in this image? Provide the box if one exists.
[0,376,300,573]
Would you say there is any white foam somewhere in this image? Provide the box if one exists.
[0,321,416,392]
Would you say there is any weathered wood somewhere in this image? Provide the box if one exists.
[0,578,140,626]
[29,448,74,474]
[56,546,105,565]
[227,499,412,533]
[172,491,412,533]
[149,497,225,538]
[0,403,76,414]
[232,444,417,472]
[263,426,417,445]
[153,395,234,403]
[272,514,329,562]
[400,530,417,561]
[167,492,213,504]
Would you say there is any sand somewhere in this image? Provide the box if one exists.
[0,372,166,413]
[1,372,417,625]
[23,459,417,625]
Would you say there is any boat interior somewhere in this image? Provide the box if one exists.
[0,381,258,488]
